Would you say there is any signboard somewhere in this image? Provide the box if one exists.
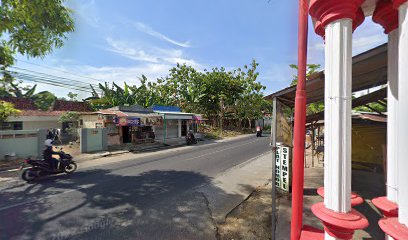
[116,117,141,126]
[275,143,290,192]
[275,144,281,189]
[127,117,141,126]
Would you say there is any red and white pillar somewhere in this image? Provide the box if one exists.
[308,1,368,239]
[372,0,399,215]
[396,0,408,229]
[371,2,400,239]
[371,1,408,239]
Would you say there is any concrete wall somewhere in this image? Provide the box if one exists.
[81,115,99,128]
[154,119,181,140]
[80,128,108,153]
[256,118,272,128]
[23,121,61,130]
[0,129,46,160]
[352,124,386,166]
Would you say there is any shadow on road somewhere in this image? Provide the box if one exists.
[0,168,242,240]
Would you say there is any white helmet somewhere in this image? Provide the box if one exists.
[44,139,53,147]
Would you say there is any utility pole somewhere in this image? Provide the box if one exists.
[220,97,224,138]
[163,113,166,145]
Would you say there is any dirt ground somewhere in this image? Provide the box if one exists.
[217,182,273,240]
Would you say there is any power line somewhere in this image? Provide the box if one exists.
[1,70,102,94]
[8,66,101,88]
[16,59,106,83]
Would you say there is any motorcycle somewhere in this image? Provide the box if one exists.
[20,149,77,182]
[186,131,197,145]
[256,128,262,137]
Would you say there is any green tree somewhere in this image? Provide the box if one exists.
[0,100,20,122]
[86,59,268,133]
[67,92,78,101]
[1,0,74,95]
[289,64,324,115]
[59,111,79,123]
[289,63,321,86]
[32,91,57,111]
[0,0,74,65]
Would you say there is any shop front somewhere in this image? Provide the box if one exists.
[115,115,159,144]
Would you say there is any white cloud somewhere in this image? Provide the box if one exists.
[106,37,159,63]
[133,22,191,48]
[14,60,176,99]
[304,18,387,69]
[352,17,387,54]
[76,64,172,84]
[74,0,100,28]
[105,37,203,69]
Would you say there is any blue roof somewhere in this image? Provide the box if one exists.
[152,105,181,112]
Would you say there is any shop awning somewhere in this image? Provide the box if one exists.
[121,112,161,118]
[154,111,194,120]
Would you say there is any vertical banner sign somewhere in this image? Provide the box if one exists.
[280,146,290,191]
[275,144,281,188]
[275,143,290,192]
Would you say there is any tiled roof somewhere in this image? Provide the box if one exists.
[53,99,92,112]
[0,97,92,112]
[18,110,68,117]
[0,97,37,110]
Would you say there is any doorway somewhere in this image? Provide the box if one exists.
[181,120,187,136]
[122,126,131,143]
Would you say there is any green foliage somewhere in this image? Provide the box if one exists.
[8,81,37,97]
[307,101,324,115]
[59,111,79,123]
[0,100,20,122]
[289,64,324,115]
[87,60,268,129]
[32,91,57,111]
[353,102,386,113]
[0,0,74,63]
[289,63,321,86]
[0,0,74,100]
[67,92,78,101]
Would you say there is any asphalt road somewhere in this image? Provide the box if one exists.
[0,135,270,240]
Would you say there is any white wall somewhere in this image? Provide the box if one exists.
[81,115,99,128]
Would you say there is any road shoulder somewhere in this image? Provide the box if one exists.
[196,152,272,225]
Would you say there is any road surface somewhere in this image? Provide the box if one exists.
[0,135,270,240]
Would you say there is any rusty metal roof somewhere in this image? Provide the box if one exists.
[265,43,387,108]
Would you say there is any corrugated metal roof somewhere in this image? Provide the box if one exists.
[265,44,388,107]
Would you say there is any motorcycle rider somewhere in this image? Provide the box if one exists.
[43,139,59,171]
[256,126,262,136]
[186,130,197,144]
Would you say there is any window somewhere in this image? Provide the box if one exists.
[0,122,23,130]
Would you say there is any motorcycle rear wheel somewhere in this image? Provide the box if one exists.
[22,169,37,182]
[63,162,77,174]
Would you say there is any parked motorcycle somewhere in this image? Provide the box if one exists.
[20,149,77,182]
[186,131,197,145]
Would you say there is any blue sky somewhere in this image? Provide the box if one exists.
[14,0,387,99]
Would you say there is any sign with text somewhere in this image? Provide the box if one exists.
[116,117,141,126]
[127,117,141,126]
[275,143,290,192]
[275,144,281,189]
